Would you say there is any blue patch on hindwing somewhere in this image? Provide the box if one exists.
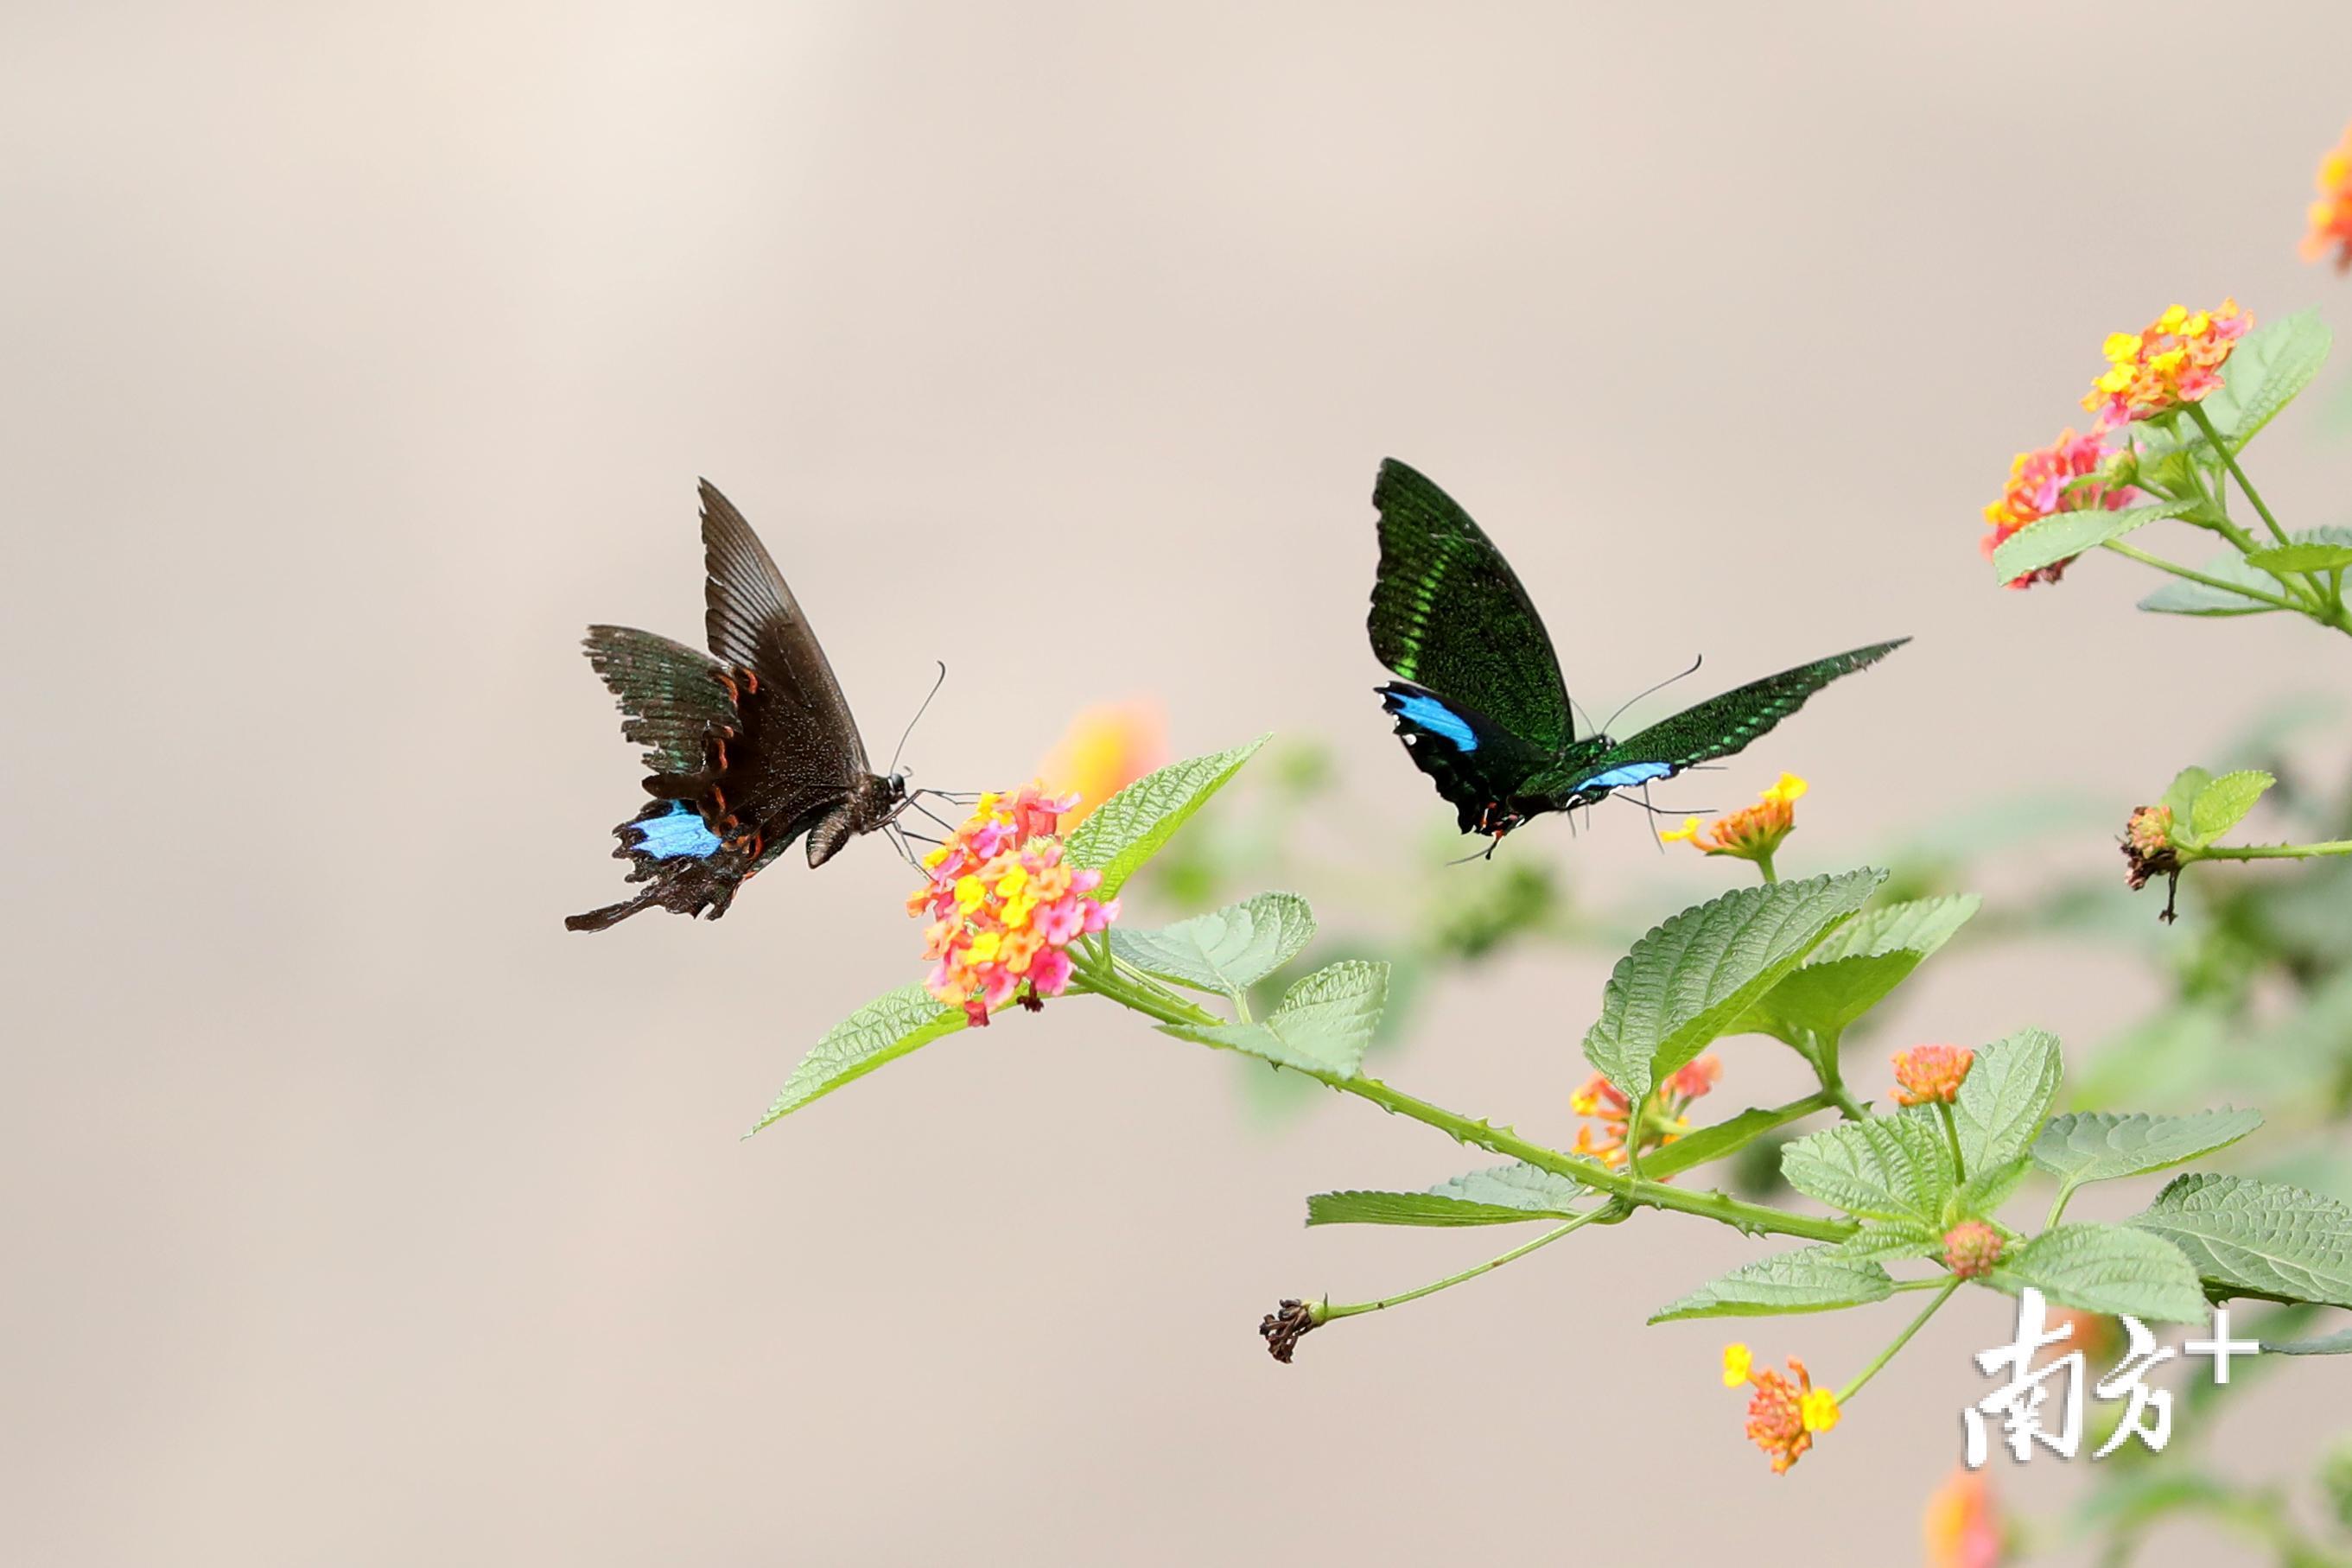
[634,800,723,860]
[1582,760,1675,790]
[1390,692,1480,752]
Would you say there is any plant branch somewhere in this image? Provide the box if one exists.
[2096,539,2306,614]
[1071,960,1858,1245]
[1836,1275,1962,1404]
[1317,1204,1619,1323]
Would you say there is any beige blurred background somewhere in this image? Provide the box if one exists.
[7,3,2352,1562]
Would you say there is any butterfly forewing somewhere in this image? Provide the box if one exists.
[1368,460,1577,752]
[1578,639,1910,788]
[700,479,872,774]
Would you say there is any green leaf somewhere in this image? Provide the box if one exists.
[1649,1246,1893,1323]
[2138,528,2352,616]
[2131,1173,2352,1309]
[2261,1327,2352,1355]
[1582,868,1883,1104]
[1991,1222,2209,1323]
[1306,1162,1588,1227]
[1955,1156,2033,1221]
[1952,1028,2063,1179]
[2193,309,2333,453]
[1838,1222,1944,1263]
[2032,1109,2263,1191]
[1160,959,1385,1077]
[1781,1107,1956,1228]
[2184,770,2276,847]
[749,985,967,1132]
[1645,1103,1810,1179]
[1109,892,1315,1000]
[2157,766,2212,823]
[2245,543,2352,575]
[1734,894,1980,1045]
[1991,499,2196,585]
[1065,735,1267,898]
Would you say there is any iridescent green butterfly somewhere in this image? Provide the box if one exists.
[1367,459,1908,848]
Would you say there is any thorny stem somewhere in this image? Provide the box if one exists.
[1316,1204,1619,1323]
[1068,955,1857,1245]
[1835,1276,1962,1405]
[2181,839,2352,863]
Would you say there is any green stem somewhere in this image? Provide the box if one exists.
[1835,1276,1962,1404]
[2182,839,2352,864]
[1071,958,1858,1245]
[1753,850,1778,886]
[1804,1029,1867,1121]
[2188,402,2292,548]
[2097,539,2307,614]
[1936,1101,1965,1181]
[1319,1205,1615,1321]
[2045,1180,2077,1230]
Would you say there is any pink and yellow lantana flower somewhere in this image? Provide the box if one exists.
[908,785,1119,1025]
[2083,300,2253,427]
[1980,427,2139,588]
[2303,123,2352,274]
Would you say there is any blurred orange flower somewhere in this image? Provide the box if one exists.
[1923,1470,2004,1567]
[2303,123,2352,273]
[1035,700,1167,829]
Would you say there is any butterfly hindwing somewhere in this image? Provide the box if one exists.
[1368,460,1576,754]
[1571,639,1910,794]
[1376,682,1552,833]
[569,483,905,930]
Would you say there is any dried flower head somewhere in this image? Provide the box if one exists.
[908,785,1118,1021]
[1259,1298,1319,1363]
[2084,299,2253,426]
[1980,427,2139,588]
[1891,1044,1974,1107]
[2304,124,2352,274]
[2121,803,2184,924]
[1662,773,1807,862]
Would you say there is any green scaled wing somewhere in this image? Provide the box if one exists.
[1583,639,1909,782]
[1367,459,1577,752]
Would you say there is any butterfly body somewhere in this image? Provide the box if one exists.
[567,483,906,932]
[1367,460,1906,842]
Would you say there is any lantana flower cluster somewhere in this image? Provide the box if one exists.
[1891,1043,1974,1106]
[1570,1055,1720,1170]
[1978,299,2249,588]
[1980,427,2139,588]
[1663,772,1807,862]
[2303,122,2352,274]
[908,785,1118,1025]
[1723,1343,1840,1474]
[2082,300,2252,427]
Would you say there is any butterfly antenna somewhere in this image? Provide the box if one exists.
[1599,653,1704,736]
[1567,695,1599,736]
[888,661,950,777]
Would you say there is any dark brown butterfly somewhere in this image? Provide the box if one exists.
[568,481,920,931]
